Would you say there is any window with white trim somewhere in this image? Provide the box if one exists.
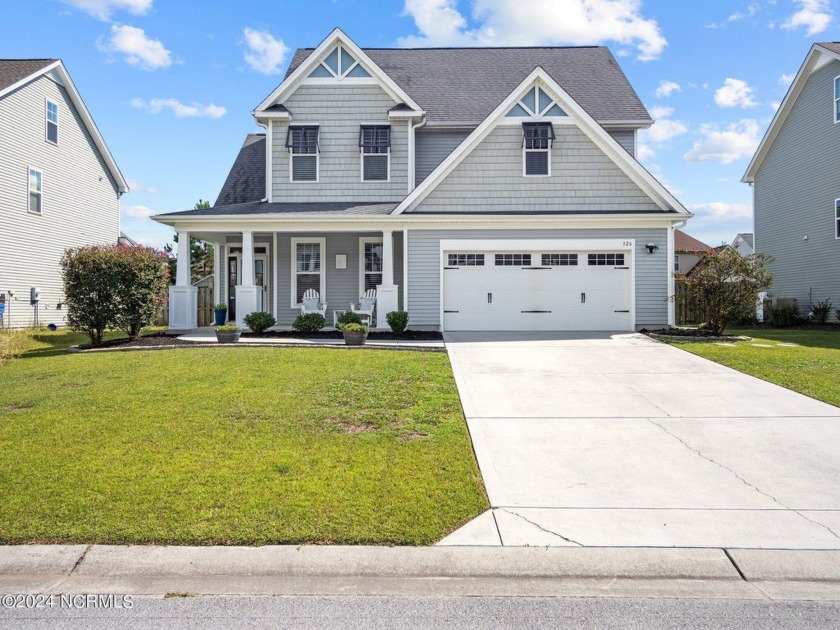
[46,100,58,144]
[359,125,390,181]
[447,254,484,267]
[293,240,323,304]
[495,253,532,266]
[286,126,319,182]
[542,253,577,266]
[674,254,680,272]
[308,44,372,79]
[28,168,42,214]
[835,198,840,238]
[360,239,383,294]
[588,253,625,266]
[522,122,554,176]
[835,76,840,123]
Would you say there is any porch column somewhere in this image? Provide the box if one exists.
[376,229,399,328]
[235,230,260,327]
[168,230,198,329]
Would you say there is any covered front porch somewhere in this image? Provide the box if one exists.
[168,228,405,331]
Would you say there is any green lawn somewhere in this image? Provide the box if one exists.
[672,328,840,407]
[0,331,488,545]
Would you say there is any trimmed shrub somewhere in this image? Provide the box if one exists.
[293,313,326,333]
[335,310,363,329]
[810,300,832,324]
[243,311,276,334]
[386,310,409,334]
[766,302,801,327]
[61,244,169,345]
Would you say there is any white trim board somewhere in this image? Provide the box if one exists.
[253,28,423,116]
[391,67,689,216]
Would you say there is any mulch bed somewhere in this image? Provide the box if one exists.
[78,333,199,350]
[640,328,748,342]
[241,330,443,341]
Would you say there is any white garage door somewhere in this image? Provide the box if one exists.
[443,249,632,331]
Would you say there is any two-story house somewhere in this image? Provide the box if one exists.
[154,29,691,332]
[744,43,840,317]
[0,59,127,328]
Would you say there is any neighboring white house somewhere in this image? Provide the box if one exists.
[154,28,691,332]
[731,233,754,256]
[0,59,127,328]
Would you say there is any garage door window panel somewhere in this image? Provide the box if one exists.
[542,253,578,266]
[495,253,532,266]
[447,253,484,267]
[588,253,625,266]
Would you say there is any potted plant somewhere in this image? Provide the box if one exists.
[215,324,241,343]
[339,322,368,346]
[213,304,228,326]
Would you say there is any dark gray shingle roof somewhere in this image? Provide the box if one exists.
[160,201,398,218]
[0,59,56,92]
[286,47,650,124]
[214,134,266,206]
[818,42,840,55]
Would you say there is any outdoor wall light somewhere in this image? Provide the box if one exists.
[645,243,659,254]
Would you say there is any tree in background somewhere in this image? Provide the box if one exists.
[676,248,773,335]
[165,199,214,284]
[61,244,169,345]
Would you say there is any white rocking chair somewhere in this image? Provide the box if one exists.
[300,288,327,318]
[350,288,376,325]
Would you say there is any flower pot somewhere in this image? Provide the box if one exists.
[215,331,240,344]
[213,310,227,326]
[343,330,368,346]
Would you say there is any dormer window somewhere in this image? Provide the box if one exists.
[46,100,59,144]
[522,122,554,177]
[286,125,319,182]
[308,44,371,79]
[359,125,390,181]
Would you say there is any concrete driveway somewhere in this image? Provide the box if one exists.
[439,332,840,549]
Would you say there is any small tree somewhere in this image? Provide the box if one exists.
[676,248,773,335]
[61,245,169,345]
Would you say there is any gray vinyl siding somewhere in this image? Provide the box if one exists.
[271,85,408,202]
[754,58,840,318]
[0,73,120,328]
[411,125,661,213]
[607,129,635,156]
[415,128,472,186]
[407,228,668,327]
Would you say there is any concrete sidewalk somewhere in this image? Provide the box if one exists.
[1,546,839,600]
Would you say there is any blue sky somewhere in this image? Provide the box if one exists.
[3,0,838,248]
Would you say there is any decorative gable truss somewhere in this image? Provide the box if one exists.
[307,43,371,79]
[392,67,689,216]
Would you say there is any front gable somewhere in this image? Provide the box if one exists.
[395,69,687,216]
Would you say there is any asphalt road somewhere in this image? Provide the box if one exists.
[2,595,839,629]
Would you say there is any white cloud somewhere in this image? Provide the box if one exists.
[688,202,752,220]
[782,0,832,35]
[399,0,667,61]
[131,98,226,118]
[640,106,688,143]
[59,0,152,21]
[242,27,289,75]
[121,204,156,219]
[706,2,760,28]
[714,78,758,108]
[126,179,157,193]
[655,80,681,98]
[779,72,795,87]
[636,143,655,160]
[99,24,171,70]
[770,100,782,111]
[683,119,762,164]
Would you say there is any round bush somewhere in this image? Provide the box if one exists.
[386,311,409,334]
[293,313,326,333]
[335,310,363,329]
[243,311,276,334]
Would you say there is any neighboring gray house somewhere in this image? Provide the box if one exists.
[731,233,754,256]
[674,229,712,276]
[0,59,127,328]
[154,29,691,332]
[744,42,840,318]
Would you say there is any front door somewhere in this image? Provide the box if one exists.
[227,256,238,321]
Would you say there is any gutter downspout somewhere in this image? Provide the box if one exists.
[255,119,270,202]
[408,116,427,194]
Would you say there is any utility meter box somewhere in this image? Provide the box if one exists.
[30,287,40,304]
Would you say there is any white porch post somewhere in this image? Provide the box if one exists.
[235,230,260,327]
[212,242,221,307]
[168,230,198,329]
[376,229,399,328]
